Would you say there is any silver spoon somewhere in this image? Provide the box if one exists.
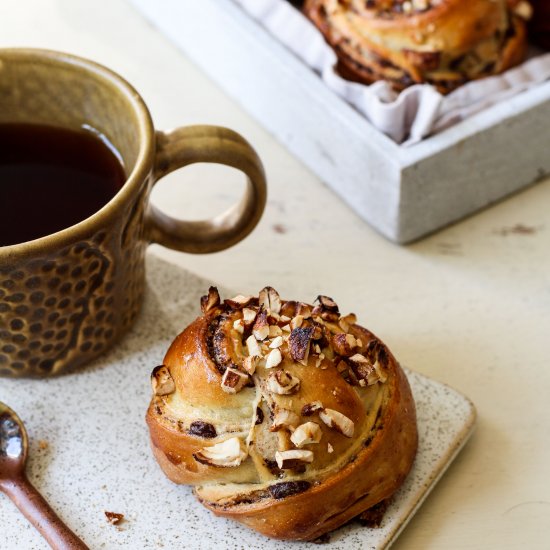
[0,402,88,549]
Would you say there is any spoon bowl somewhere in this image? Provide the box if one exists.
[0,402,27,478]
[0,401,88,549]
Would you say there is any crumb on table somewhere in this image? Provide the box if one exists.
[104,511,124,525]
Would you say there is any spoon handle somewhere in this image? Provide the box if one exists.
[1,474,88,550]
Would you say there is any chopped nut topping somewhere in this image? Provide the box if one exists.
[252,309,269,341]
[290,422,322,447]
[200,286,220,314]
[289,327,313,365]
[331,332,357,357]
[342,313,357,324]
[316,295,339,311]
[269,325,283,338]
[302,401,324,416]
[296,302,312,319]
[259,286,282,314]
[322,320,342,334]
[320,310,339,322]
[233,319,244,334]
[281,324,291,333]
[290,315,304,330]
[338,318,350,333]
[319,409,354,437]
[246,335,262,358]
[242,307,257,326]
[280,300,297,318]
[265,348,283,369]
[226,294,254,308]
[275,449,314,469]
[347,353,380,385]
[350,340,388,384]
[311,322,324,340]
[151,365,175,396]
[221,368,249,394]
[314,344,321,354]
[280,315,291,323]
[242,355,259,375]
[270,408,300,432]
[269,336,284,349]
[327,443,334,453]
[194,437,248,467]
[267,370,300,395]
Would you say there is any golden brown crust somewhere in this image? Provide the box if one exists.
[146,289,418,540]
[304,0,530,93]
[197,361,416,540]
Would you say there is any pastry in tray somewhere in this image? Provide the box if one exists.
[304,0,533,94]
[146,286,418,540]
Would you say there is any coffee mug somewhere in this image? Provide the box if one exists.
[0,48,267,378]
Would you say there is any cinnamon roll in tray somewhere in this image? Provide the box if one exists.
[304,0,533,93]
[146,287,418,541]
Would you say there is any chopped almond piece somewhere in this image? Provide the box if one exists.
[301,401,323,416]
[290,422,322,447]
[275,449,314,469]
[233,319,244,334]
[246,335,262,357]
[259,286,282,314]
[319,408,354,437]
[226,294,254,308]
[242,355,259,375]
[253,309,269,341]
[270,408,300,432]
[316,295,339,311]
[194,437,247,467]
[242,307,257,326]
[265,348,283,369]
[151,365,175,396]
[221,368,249,394]
[269,336,283,349]
[200,286,220,314]
[267,370,300,395]
[269,325,283,338]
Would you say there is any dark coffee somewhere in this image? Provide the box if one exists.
[0,123,125,246]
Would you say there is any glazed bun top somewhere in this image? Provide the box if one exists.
[305,0,531,92]
[151,286,410,486]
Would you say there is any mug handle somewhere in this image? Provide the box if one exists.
[146,125,267,254]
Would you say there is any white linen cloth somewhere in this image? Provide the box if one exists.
[234,0,550,146]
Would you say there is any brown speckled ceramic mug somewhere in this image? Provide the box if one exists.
[0,49,267,378]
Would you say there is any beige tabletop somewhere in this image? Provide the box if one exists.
[1,1,550,549]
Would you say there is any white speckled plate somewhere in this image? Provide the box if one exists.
[0,254,476,550]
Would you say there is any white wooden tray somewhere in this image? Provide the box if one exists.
[129,0,550,243]
[0,254,476,549]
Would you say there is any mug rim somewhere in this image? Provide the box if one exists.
[0,47,155,256]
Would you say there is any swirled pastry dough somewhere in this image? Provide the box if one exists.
[146,287,417,540]
[304,0,532,93]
